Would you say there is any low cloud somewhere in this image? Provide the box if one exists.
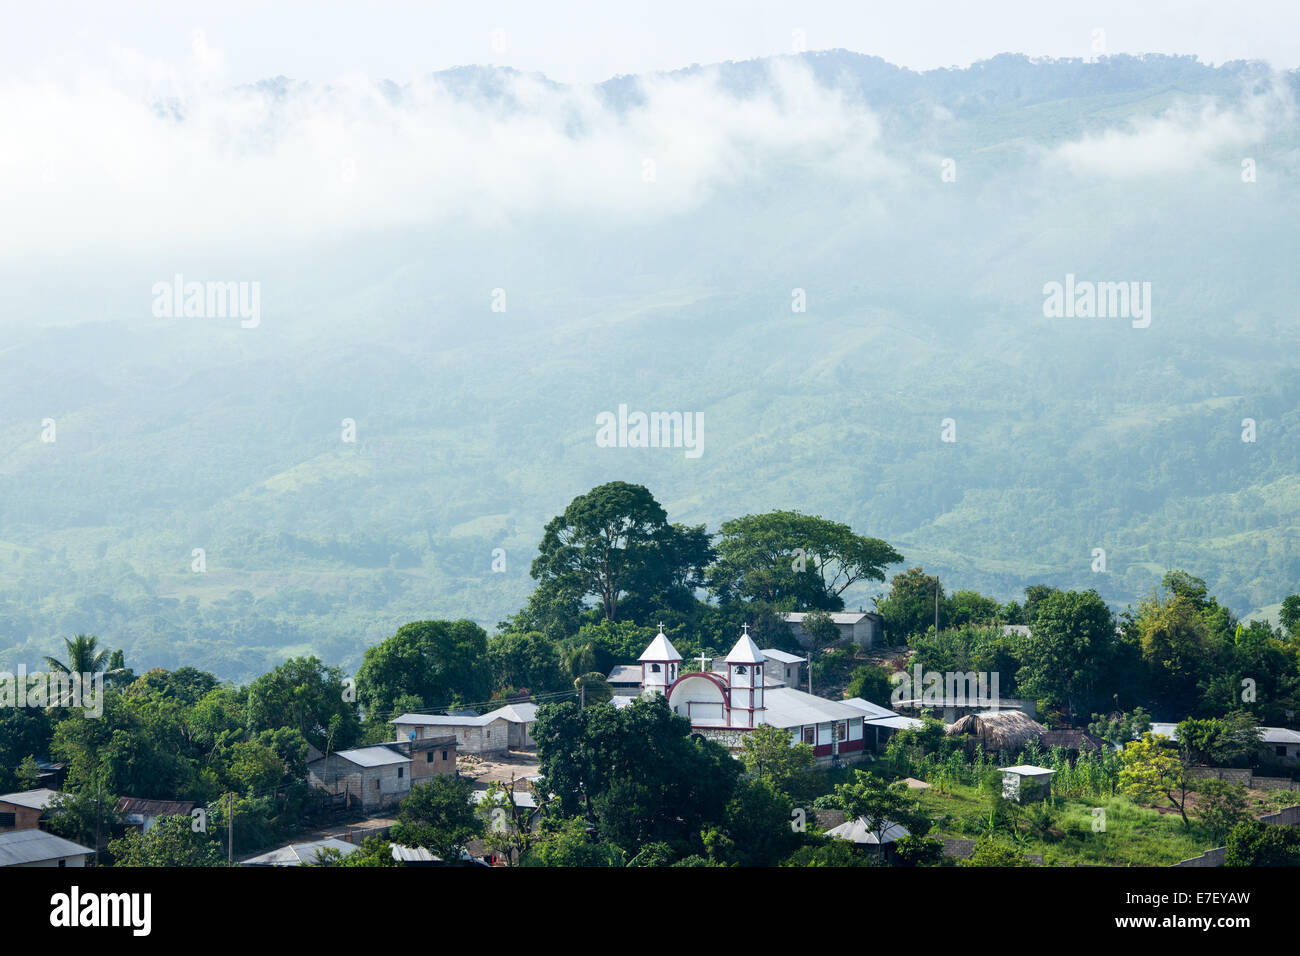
[0,48,891,255]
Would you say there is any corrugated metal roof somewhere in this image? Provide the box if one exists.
[865,714,923,731]
[842,697,898,720]
[607,665,643,683]
[470,789,537,809]
[242,838,358,866]
[827,818,909,844]
[330,746,411,768]
[1000,765,1055,776]
[481,702,538,723]
[0,788,60,811]
[761,687,866,728]
[782,611,878,625]
[391,713,505,727]
[761,649,807,664]
[0,829,92,866]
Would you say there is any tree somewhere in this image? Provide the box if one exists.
[1224,819,1300,866]
[845,664,894,706]
[877,568,943,642]
[707,777,800,866]
[707,510,901,609]
[1118,733,1190,828]
[246,656,361,751]
[801,610,843,656]
[43,633,112,675]
[487,630,567,694]
[519,815,614,867]
[964,839,1031,866]
[356,620,493,719]
[830,770,931,860]
[1176,713,1262,767]
[531,482,710,622]
[1088,707,1151,748]
[1195,779,1249,844]
[108,814,226,867]
[391,775,483,865]
[1280,595,1300,640]
[313,836,401,867]
[1016,589,1115,722]
[740,722,814,796]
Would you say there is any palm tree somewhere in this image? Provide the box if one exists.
[43,633,111,674]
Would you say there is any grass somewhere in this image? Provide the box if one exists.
[910,781,1217,866]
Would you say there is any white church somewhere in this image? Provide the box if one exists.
[613,625,917,764]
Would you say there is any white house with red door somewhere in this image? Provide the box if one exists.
[635,625,870,764]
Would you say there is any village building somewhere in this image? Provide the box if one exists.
[0,789,60,833]
[307,737,457,811]
[826,816,910,857]
[115,797,196,834]
[781,610,882,649]
[1000,765,1056,803]
[0,828,92,867]
[391,708,522,755]
[761,649,807,687]
[629,625,888,764]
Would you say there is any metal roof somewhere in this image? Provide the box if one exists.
[481,702,538,723]
[865,714,924,731]
[761,687,867,728]
[611,695,636,709]
[391,713,506,727]
[761,649,807,664]
[1261,727,1300,744]
[826,817,910,845]
[1000,765,1055,776]
[242,838,358,866]
[469,789,538,809]
[329,746,411,768]
[0,788,60,811]
[606,665,643,683]
[782,611,878,625]
[0,829,92,866]
[841,697,898,720]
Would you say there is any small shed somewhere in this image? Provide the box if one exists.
[946,711,1048,753]
[999,764,1055,803]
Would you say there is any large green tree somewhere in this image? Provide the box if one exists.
[707,510,901,610]
[531,482,712,623]
[1016,589,1115,722]
[390,774,483,865]
[356,620,493,719]
[246,656,361,751]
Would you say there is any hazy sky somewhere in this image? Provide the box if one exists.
[3,0,1298,87]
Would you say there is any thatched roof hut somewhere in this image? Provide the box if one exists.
[946,710,1047,752]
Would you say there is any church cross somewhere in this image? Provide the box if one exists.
[695,652,712,672]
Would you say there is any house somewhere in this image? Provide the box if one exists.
[0,789,60,833]
[0,829,92,867]
[894,695,1039,724]
[480,702,539,749]
[826,816,910,853]
[391,712,512,755]
[781,610,882,649]
[606,665,643,694]
[241,837,483,866]
[632,625,876,765]
[762,649,807,687]
[1151,721,1300,766]
[946,711,1049,753]
[1000,765,1055,803]
[308,744,416,811]
[116,797,196,834]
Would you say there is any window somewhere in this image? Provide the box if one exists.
[1278,745,1288,757]
[650,663,661,673]
[426,752,434,763]
[374,780,380,790]
[441,750,448,760]
[836,721,848,742]
[58,860,66,867]
[397,767,404,778]
[0,812,15,829]
[802,727,815,745]
[735,665,748,675]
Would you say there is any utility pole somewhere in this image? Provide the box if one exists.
[935,583,940,635]
[227,792,234,864]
